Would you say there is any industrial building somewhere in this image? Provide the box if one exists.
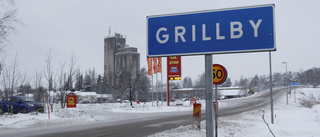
[104,33,140,86]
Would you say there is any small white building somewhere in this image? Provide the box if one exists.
[97,94,113,103]
[220,88,249,100]
[74,91,98,103]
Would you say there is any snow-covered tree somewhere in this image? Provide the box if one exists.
[238,76,249,96]
[299,67,320,87]
[221,78,232,87]
[194,72,205,88]
[136,68,150,102]
[249,75,259,90]
[74,72,83,91]
[182,77,193,88]
[82,69,96,91]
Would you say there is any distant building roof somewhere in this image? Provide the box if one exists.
[219,89,241,96]
[97,94,112,98]
[74,91,97,96]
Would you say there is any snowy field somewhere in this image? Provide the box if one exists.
[0,88,320,137]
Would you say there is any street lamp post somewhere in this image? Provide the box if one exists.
[282,62,288,105]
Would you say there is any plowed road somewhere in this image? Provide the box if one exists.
[4,88,285,137]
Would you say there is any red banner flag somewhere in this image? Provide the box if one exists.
[153,58,157,74]
[147,58,152,76]
[158,57,161,73]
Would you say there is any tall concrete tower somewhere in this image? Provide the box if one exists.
[104,33,140,86]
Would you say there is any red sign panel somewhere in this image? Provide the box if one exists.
[67,93,77,108]
[153,58,157,74]
[147,58,152,76]
[157,57,161,73]
[190,97,196,105]
[167,56,181,78]
[193,103,201,117]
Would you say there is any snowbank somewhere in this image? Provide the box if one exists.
[0,100,193,131]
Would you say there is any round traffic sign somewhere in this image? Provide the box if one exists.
[213,64,227,85]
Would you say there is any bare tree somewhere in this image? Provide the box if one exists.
[0,0,20,52]
[1,58,9,98]
[17,72,30,96]
[9,53,19,98]
[113,63,140,107]
[56,61,67,108]
[66,53,79,91]
[0,58,14,114]
[33,71,43,103]
[43,50,54,112]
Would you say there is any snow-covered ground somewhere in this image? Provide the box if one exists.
[0,99,195,132]
[150,88,320,137]
[0,88,319,137]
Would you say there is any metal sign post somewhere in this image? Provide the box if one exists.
[290,82,300,103]
[269,51,274,124]
[214,84,218,137]
[205,55,214,137]
[212,63,227,137]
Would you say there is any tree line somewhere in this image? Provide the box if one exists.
[189,67,320,93]
[0,51,151,109]
[1,51,320,108]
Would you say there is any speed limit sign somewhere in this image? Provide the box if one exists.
[213,64,227,85]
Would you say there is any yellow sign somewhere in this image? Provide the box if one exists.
[169,77,181,80]
[170,56,177,59]
[68,97,75,105]
[212,64,227,85]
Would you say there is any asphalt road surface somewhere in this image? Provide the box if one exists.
[4,88,286,137]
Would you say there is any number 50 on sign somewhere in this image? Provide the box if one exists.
[213,64,227,85]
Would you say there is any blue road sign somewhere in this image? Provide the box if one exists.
[290,82,300,86]
[147,4,275,57]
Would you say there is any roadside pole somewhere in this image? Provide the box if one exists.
[47,94,50,119]
[205,54,214,137]
[167,77,169,106]
[214,84,218,137]
[152,60,154,106]
[293,88,297,103]
[156,58,158,106]
[160,58,163,106]
[269,51,274,124]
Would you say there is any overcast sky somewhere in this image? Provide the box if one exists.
[3,0,320,84]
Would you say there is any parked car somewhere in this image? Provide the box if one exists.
[0,96,44,114]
